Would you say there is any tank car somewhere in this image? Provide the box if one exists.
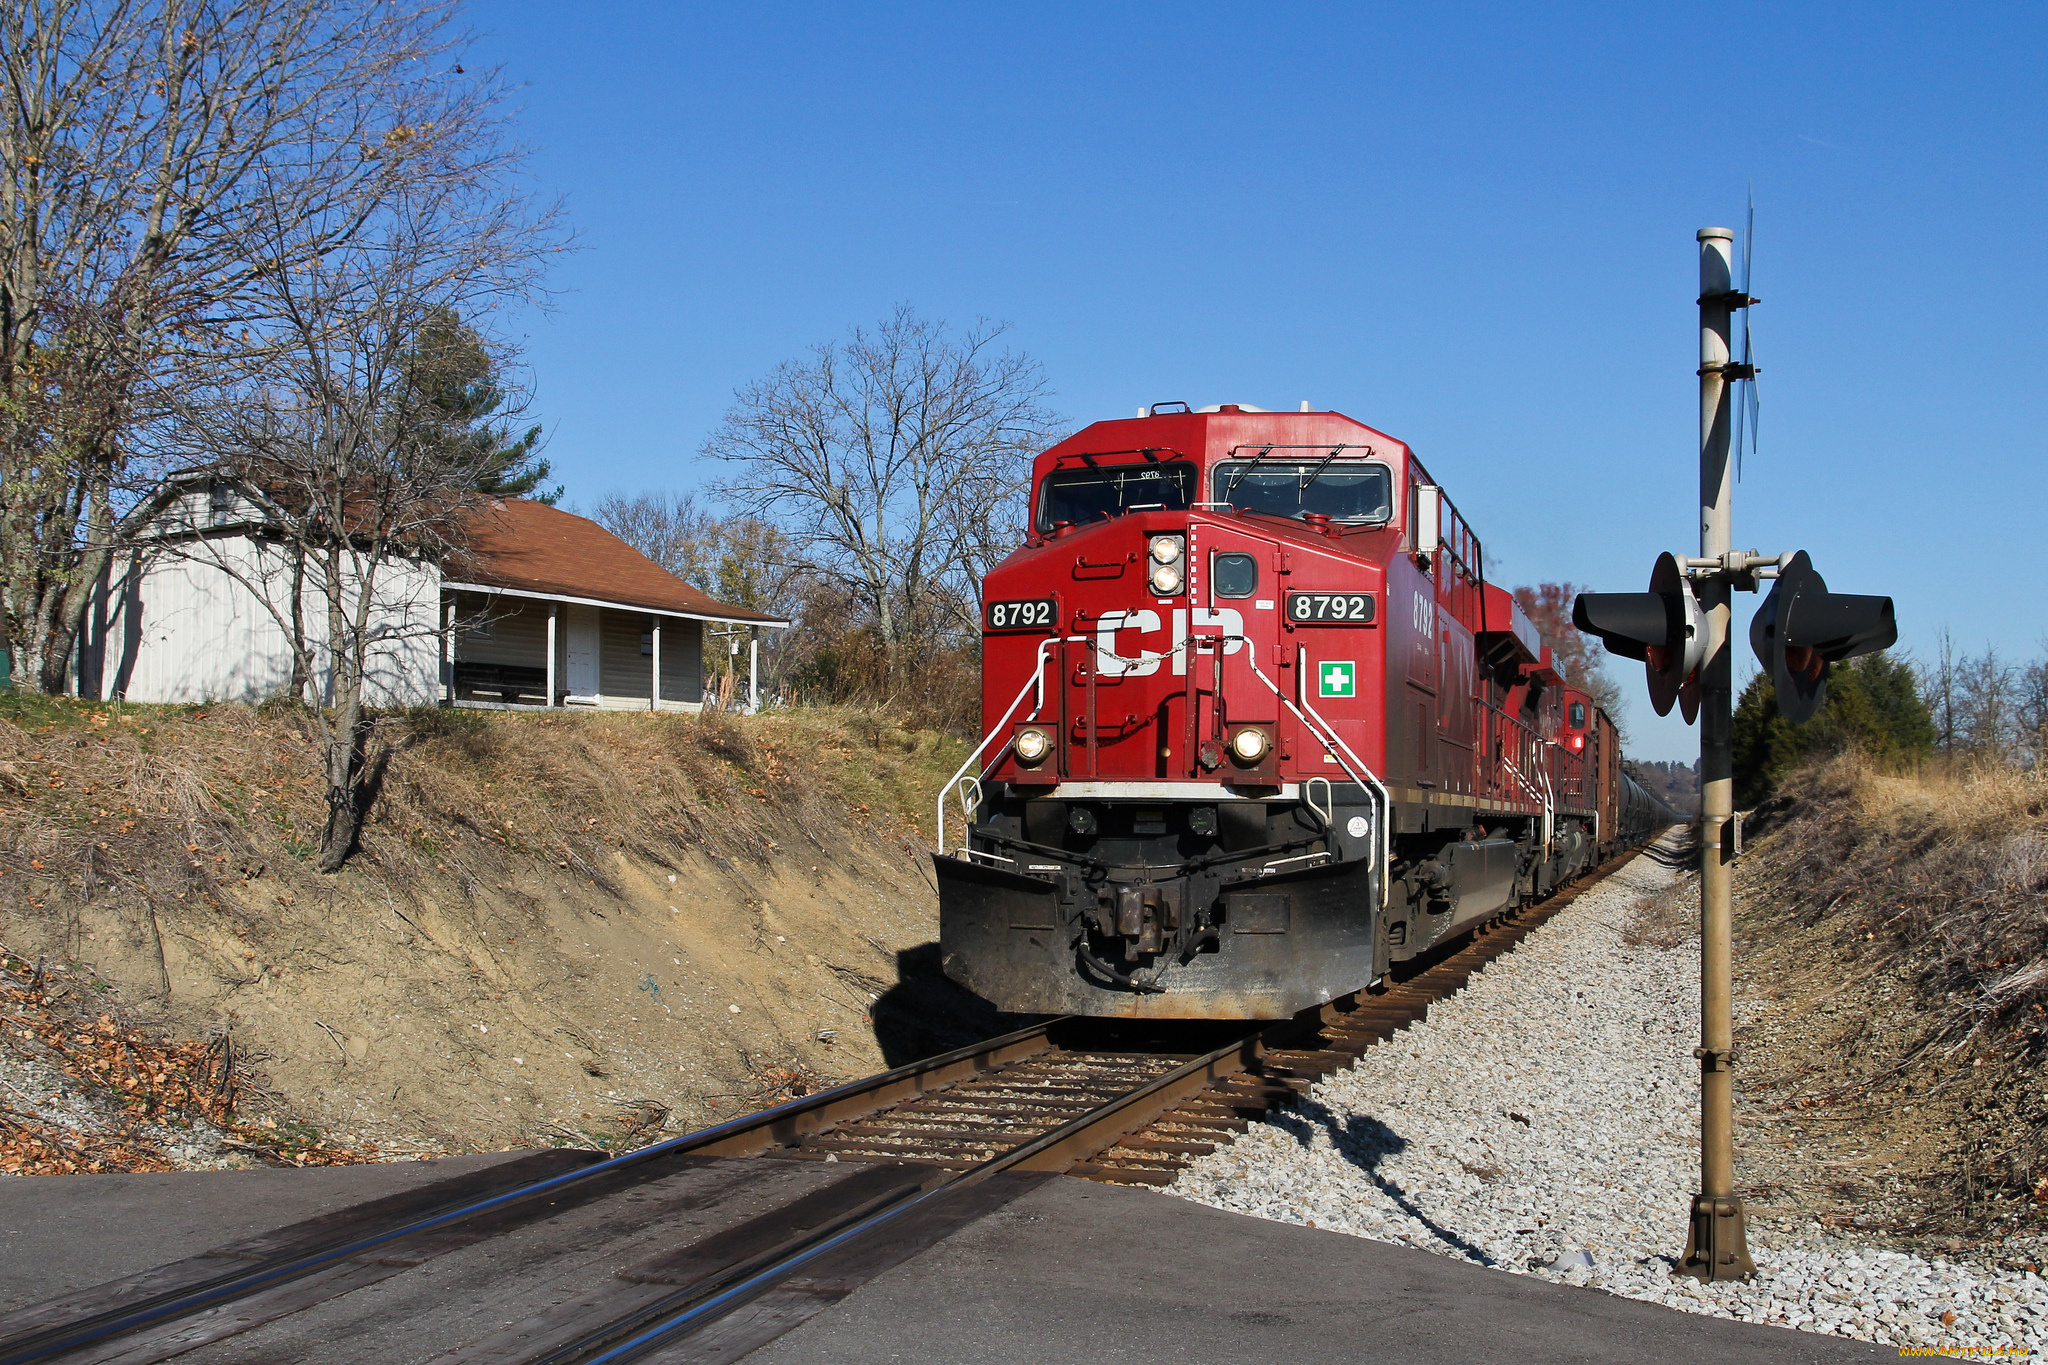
[935,403,1670,1020]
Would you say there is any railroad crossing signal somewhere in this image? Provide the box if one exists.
[1319,661,1356,697]
[1571,552,1706,723]
[1574,225,1904,1286]
[1748,550,1897,725]
[1576,548,1893,728]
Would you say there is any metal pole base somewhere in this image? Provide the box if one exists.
[1676,1194,1756,1281]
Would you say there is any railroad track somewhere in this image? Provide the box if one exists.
[1,848,1646,1365]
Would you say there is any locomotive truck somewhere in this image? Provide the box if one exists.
[935,403,1671,1020]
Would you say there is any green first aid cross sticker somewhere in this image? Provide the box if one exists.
[1319,661,1356,698]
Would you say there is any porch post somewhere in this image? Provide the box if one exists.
[749,631,759,714]
[650,617,661,712]
[442,597,454,705]
[546,603,558,709]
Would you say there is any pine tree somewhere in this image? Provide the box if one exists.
[1732,650,1935,805]
[405,308,560,503]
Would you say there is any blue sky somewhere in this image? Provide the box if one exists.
[470,2,2046,762]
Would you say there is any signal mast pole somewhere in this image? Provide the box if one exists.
[1581,225,1892,1279]
[1684,227,1756,1280]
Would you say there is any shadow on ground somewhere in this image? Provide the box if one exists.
[1641,824,1700,871]
[1270,1105,1500,1267]
[868,942,1040,1067]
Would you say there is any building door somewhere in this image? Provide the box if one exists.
[565,605,600,697]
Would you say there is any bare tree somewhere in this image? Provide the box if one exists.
[147,81,558,870]
[591,490,808,696]
[0,0,497,694]
[1920,626,1960,753]
[939,455,1031,633]
[702,306,1060,681]
[1515,582,1627,736]
[2019,645,2048,771]
[590,491,723,583]
[1956,644,2018,761]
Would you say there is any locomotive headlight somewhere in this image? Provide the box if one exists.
[1149,562,1183,595]
[1230,726,1271,763]
[1014,727,1051,765]
[1149,535,1183,565]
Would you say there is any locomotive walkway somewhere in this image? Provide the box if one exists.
[0,1154,1884,1363]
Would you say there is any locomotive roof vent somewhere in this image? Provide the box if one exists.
[1192,403,1268,413]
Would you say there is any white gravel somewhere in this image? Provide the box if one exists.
[1168,833,2048,1352]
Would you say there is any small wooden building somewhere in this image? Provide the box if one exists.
[77,479,783,712]
[444,499,785,711]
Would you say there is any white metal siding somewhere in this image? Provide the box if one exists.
[88,536,441,707]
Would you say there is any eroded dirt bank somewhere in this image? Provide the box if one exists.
[1630,757,2048,1267]
[0,700,991,1165]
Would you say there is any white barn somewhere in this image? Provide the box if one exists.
[78,477,783,711]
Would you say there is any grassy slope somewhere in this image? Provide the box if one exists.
[1727,755,2048,1257]
[0,698,980,1163]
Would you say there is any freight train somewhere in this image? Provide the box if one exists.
[935,403,1677,1020]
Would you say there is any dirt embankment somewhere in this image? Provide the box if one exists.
[1630,756,2048,1267]
[0,699,990,1166]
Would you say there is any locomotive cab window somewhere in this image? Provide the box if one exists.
[1037,461,1194,533]
[1212,553,1258,598]
[1569,702,1587,728]
[1211,460,1392,525]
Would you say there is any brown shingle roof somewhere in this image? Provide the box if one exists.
[448,499,784,625]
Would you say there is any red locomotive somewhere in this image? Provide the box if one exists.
[936,403,1670,1019]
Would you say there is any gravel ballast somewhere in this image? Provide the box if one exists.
[1168,835,2047,1352]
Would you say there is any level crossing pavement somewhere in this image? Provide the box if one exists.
[0,1151,1890,1363]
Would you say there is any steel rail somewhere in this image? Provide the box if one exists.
[0,1019,1068,1365]
[554,847,1658,1360]
[529,1026,1276,1365]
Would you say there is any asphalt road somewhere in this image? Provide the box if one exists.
[0,1152,534,1317]
[0,1155,1891,1364]
[748,1177,1892,1365]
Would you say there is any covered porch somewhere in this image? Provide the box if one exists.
[441,585,766,713]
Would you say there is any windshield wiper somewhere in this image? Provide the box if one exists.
[1221,445,1276,502]
[1296,443,1348,496]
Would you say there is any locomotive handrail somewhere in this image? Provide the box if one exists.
[1501,755,1544,807]
[936,631,1197,852]
[1303,775,1333,828]
[1500,755,1555,859]
[1289,646,1394,891]
[1212,634,1392,893]
[935,636,1073,856]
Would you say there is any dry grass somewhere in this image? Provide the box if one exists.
[1753,753,2048,1059]
[0,698,964,941]
[1736,752,2048,1236]
[0,697,972,1170]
